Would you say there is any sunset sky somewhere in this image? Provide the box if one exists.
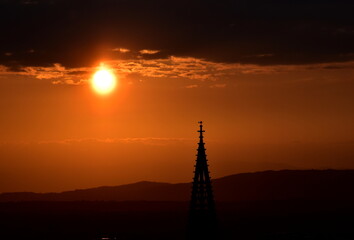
[1,0,354,192]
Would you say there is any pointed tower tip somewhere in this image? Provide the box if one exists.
[198,121,205,134]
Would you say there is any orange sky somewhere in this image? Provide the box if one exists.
[1,58,354,192]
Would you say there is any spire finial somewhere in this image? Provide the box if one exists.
[198,121,205,134]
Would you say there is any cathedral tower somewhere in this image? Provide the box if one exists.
[187,121,218,240]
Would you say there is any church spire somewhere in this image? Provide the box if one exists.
[187,121,218,240]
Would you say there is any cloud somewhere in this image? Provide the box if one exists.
[0,65,8,73]
[21,63,90,85]
[3,56,354,85]
[139,49,160,55]
[209,84,226,88]
[23,63,65,79]
[0,137,192,147]
[1,0,354,68]
[112,48,130,53]
[185,84,198,89]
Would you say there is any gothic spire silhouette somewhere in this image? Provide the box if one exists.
[187,121,218,240]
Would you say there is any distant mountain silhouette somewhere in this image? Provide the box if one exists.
[1,170,354,202]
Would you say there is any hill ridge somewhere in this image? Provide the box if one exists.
[1,169,354,202]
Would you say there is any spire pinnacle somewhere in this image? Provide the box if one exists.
[198,121,205,139]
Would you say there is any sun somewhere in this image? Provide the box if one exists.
[91,68,117,95]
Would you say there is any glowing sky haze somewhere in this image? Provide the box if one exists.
[0,0,354,192]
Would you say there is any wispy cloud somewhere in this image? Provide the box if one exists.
[21,64,91,85]
[3,57,354,85]
[139,49,160,55]
[0,137,193,146]
[209,83,226,88]
[185,84,198,89]
[0,65,8,74]
[112,48,130,53]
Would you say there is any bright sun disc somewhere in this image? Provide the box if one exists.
[92,69,117,94]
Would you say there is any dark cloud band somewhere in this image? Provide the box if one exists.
[1,0,354,68]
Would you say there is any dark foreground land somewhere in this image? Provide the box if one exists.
[2,170,354,239]
[1,200,354,240]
